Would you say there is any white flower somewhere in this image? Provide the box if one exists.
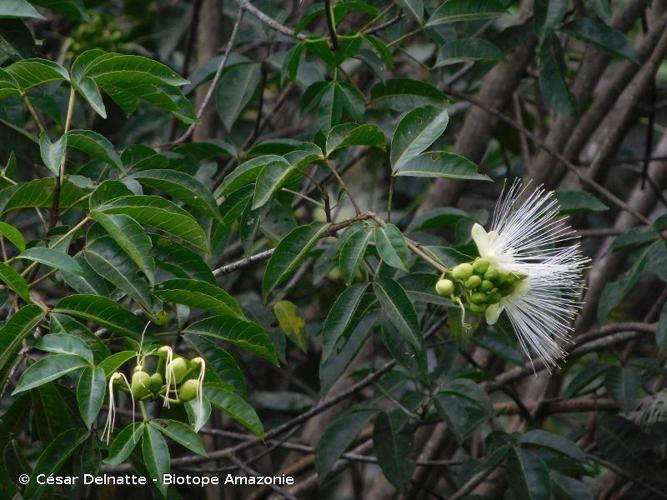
[628,391,667,427]
[471,181,589,369]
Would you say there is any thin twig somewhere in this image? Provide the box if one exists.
[171,8,246,146]
[233,0,305,40]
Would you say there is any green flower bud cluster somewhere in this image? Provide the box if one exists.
[435,258,525,315]
[125,352,203,404]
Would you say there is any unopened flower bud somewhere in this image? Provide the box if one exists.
[480,280,494,292]
[131,370,151,399]
[435,278,454,296]
[483,268,498,281]
[451,263,473,280]
[471,293,487,304]
[469,303,487,314]
[473,258,489,275]
[179,379,200,402]
[465,275,482,289]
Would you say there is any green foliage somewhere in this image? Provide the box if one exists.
[0,1,660,498]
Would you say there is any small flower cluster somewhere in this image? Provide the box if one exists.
[436,257,526,317]
[102,347,205,443]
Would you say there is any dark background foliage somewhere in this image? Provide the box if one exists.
[0,0,666,498]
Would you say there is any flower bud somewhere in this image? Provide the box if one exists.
[169,357,189,384]
[451,263,473,280]
[435,278,454,296]
[480,280,494,292]
[179,379,200,402]
[488,291,502,304]
[473,258,489,275]
[464,275,482,289]
[483,268,498,281]
[469,303,486,314]
[131,370,151,399]
[149,372,163,393]
[471,292,487,304]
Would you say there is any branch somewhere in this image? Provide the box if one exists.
[171,8,245,146]
[233,0,305,40]
[442,86,652,225]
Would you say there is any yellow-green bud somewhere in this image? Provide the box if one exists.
[471,292,487,304]
[488,291,502,304]
[451,263,473,280]
[169,357,189,384]
[480,280,494,292]
[473,258,489,275]
[131,371,151,399]
[149,372,163,393]
[469,303,486,314]
[435,278,454,296]
[179,379,200,402]
[483,268,498,281]
[464,275,482,289]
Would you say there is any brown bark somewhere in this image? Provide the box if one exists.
[194,0,222,141]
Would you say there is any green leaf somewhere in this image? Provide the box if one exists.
[315,408,376,479]
[151,235,215,284]
[534,0,568,37]
[551,473,594,500]
[396,0,423,22]
[427,0,506,26]
[98,350,137,376]
[142,424,170,496]
[184,335,246,396]
[373,278,421,349]
[598,250,647,321]
[34,333,93,363]
[321,283,371,360]
[13,354,89,394]
[519,430,586,461]
[562,18,638,62]
[66,129,122,169]
[0,0,45,19]
[252,160,299,210]
[105,423,144,465]
[217,155,288,197]
[60,255,111,296]
[205,382,264,437]
[395,151,490,180]
[0,305,44,395]
[506,447,551,500]
[0,262,30,303]
[149,419,207,456]
[18,247,83,275]
[391,105,449,171]
[374,224,410,271]
[154,279,244,319]
[24,429,88,499]
[38,133,66,176]
[53,294,144,341]
[373,411,415,491]
[99,195,209,251]
[84,236,152,308]
[129,169,220,219]
[216,63,262,131]
[539,34,574,115]
[554,190,608,214]
[5,58,69,90]
[317,81,365,130]
[611,226,659,252]
[435,38,505,66]
[339,226,371,285]
[371,78,445,111]
[605,365,641,412]
[273,300,307,351]
[77,366,106,429]
[0,220,26,251]
[262,222,330,299]
[0,178,86,214]
[90,211,155,284]
[326,123,386,156]
[185,315,278,365]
